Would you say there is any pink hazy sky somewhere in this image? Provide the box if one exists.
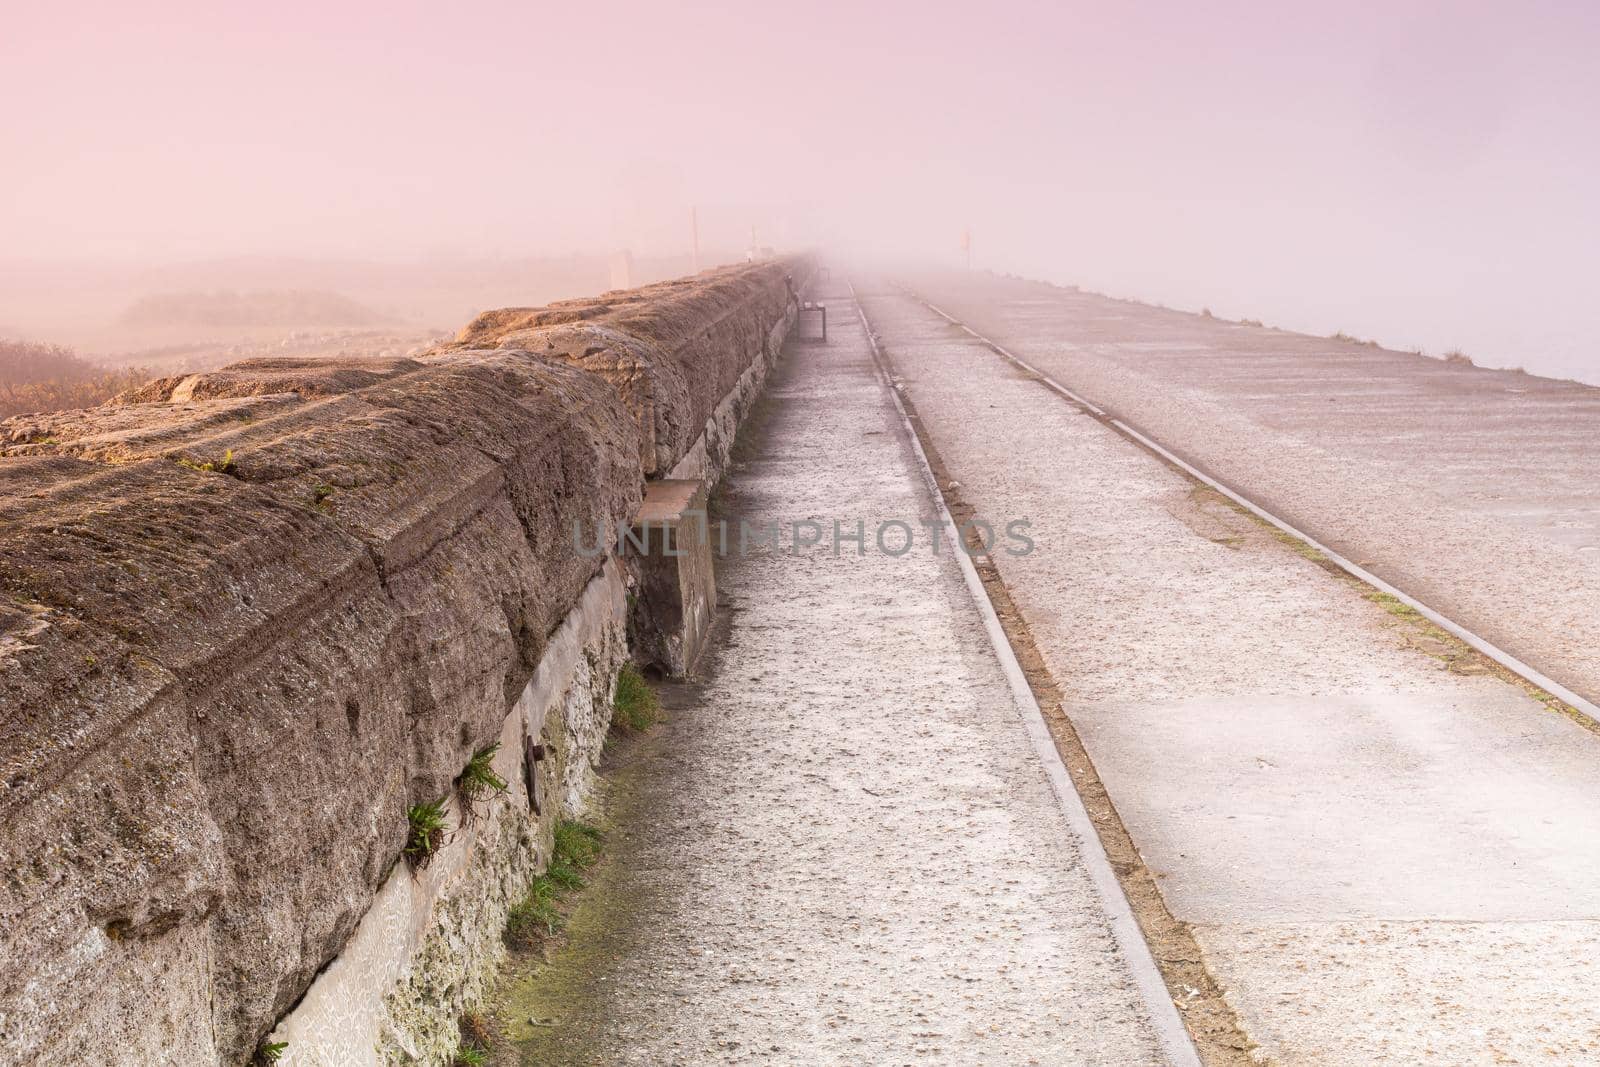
[5,0,1600,376]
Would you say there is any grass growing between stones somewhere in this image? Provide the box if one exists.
[449,1011,496,1066]
[611,664,660,733]
[1361,591,1600,735]
[458,742,509,809]
[1366,590,1422,619]
[505,821,605,949]
[404,799,450,870]
[1364,591,1476,669]
[176,448,238,475]
[1268,524,1331,564]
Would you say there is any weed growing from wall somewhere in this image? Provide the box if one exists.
[176,448,237,475]
[458,742,509,812]
[404,799,450,870]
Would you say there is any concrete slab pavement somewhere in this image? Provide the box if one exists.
[859,282,1600,1065]
[903,271,1600,714]
[501,278,1189,1065]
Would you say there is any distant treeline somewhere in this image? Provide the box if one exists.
[119,288,387,328]
[0,339,150,418]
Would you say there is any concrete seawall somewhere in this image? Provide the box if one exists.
[0,257,809,1065]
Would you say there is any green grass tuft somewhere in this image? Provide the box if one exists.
[404,798,449,869]
[177,448,237,475]
[505,820,605,949]
[453,1044,489,1067]
[506,879,565,941]
[612,664,660,733]
[253,1041,288,1065]
[459,743,508,806]
[553,821,603,872]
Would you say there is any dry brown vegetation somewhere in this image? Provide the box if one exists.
[0,339,150,418]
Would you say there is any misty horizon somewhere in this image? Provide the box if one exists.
[5,1,1599,383]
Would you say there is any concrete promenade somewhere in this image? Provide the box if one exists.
[506,278,1190,1065]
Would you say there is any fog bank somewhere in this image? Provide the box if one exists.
[4,0,1597,382]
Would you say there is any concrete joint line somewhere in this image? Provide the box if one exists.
[850,283,1204,1067]
[906,289,1600,729]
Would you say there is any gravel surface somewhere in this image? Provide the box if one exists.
[901,271,1600,711]
[502,281,1175,1065]
[858,283,1600,1065]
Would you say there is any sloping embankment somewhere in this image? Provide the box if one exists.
[0,258,807,1065]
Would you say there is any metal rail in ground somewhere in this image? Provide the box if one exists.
[849,283,1205,1067]
[897,285,1600,729]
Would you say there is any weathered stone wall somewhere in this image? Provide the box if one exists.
[0,257,809,1066]
[268,559,630,1066]
[454,261,800,476]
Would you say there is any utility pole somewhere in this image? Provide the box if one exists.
[691,206,700,273]
[961,228,972,270]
